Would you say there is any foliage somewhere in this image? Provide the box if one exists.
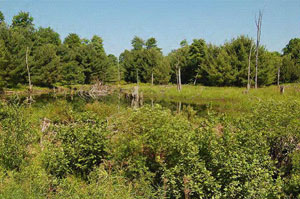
[120,36,171,84]
[0,102,37,170]
[282,38,300,83]
[0,11,298,88]
[43,112,108,178]
[0,90,299,198]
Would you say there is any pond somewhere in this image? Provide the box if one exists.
[0,90,211,116]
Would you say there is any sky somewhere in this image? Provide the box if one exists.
[0,0,299,56]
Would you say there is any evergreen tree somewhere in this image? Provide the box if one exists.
[282,38,300,82]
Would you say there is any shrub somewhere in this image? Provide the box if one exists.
[43,112,108,178]
[0,102,37,170]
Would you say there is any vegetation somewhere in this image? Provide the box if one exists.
[0,83,300,198]
[0,11,299,91]
[0,9,300,199]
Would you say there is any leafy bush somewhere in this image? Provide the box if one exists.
[43,112,108,178]
[0,102,37,170]
[0,96,299,198]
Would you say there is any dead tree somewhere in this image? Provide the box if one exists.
[277,65,280,87]
[117,61,120,85]
[131,86,140,109]
[255,10,263,89]
[174,52,182,91]
[178,66,182,91]
[151,69,154,86]
[247,43,254,91]
[25,47,33,103]
[193,72,199,85]
[177,101,182,114]
[175,59,182,91]
[175,65,179,90]
[136,68,139,84]
[280,85,285,94]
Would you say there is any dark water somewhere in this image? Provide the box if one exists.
[1,91,210,116]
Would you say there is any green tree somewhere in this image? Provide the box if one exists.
[169,40,189,90]
[144,37,168,85]
[35,27,61,46]
[0,11,5,23]
[0,40,11,89]
[0,22,12,89]
[11,11,34,29]
[89,35,110,83]
[187,39,208,84]
[59,34,85,85]
[8,13,35,86]
[63,33,81,48]
[31,44,61,87]
[145,37,158,49]
[131,36,144,51]
[282,38,300,82]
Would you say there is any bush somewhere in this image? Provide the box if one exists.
[43,112,108,178]
[0,102,37,170]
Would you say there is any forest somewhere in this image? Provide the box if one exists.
[0,11,299,90]
[0,11,300,199]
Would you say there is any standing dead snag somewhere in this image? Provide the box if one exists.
[25,46,33,103]
[247,43,254,91]
[175,60,182,91]
[277,65,280,87]
[131,86,140,108]
[151,70,154,86]
[255,10,263,89]
[280,85,285,94]
[178,66,182,91]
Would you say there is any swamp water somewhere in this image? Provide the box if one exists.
[1,91,211,116]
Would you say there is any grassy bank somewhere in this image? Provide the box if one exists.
[121,83,300,114]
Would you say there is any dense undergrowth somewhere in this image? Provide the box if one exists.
[0,93,300,198]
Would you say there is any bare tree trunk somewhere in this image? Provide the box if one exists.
[193,72,198,85]
[247,44,253,90]
[176,69,179,90]
[255,10,263,89]
[175,62,179,90]
[277,66,280,87]
[131,86,139,109]
[136,68,139,84]
[151,71,154,86]
[178,67,182,91]
[117,61,120,85]
[26,47,32,91]
[177,101,182,114]
[26,47,33,104]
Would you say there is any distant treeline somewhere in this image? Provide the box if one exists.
[0,11,299,89]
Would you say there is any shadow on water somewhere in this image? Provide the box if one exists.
[1,91,211,116]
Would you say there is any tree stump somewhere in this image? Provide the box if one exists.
[132,86,139,101]
[280,86,285,94]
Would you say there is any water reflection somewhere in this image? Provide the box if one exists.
[1,91,209,116]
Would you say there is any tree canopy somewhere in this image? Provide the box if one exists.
[0,11,299,89]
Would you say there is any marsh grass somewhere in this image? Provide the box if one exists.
[122,83,300,115]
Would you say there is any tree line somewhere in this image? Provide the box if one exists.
[0,11,299,89]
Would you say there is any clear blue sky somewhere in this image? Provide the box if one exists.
[0,0,299,56]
